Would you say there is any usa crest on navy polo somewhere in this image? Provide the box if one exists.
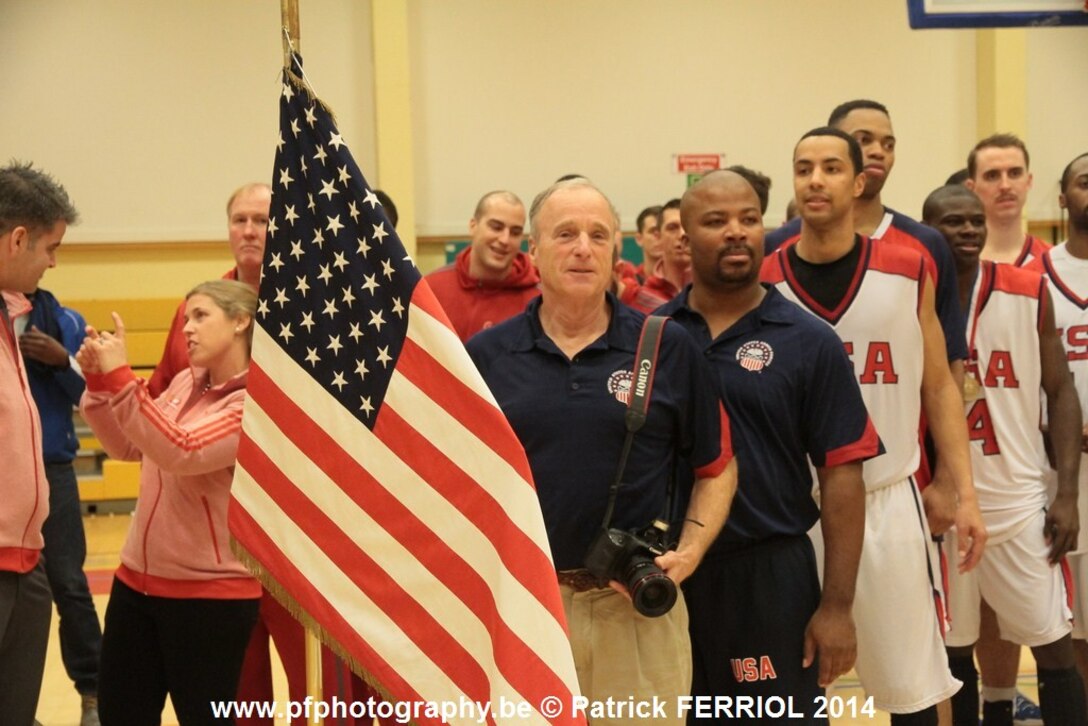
[659,285,879,552]
[736,340,774,372]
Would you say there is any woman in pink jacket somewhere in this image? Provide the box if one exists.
[78,280,261,724]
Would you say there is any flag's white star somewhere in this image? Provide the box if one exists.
[332,251,349,272]
[278,168,294,188]
[402,251,416,268]
[376,346,392,368]
[300,311,316,333]
[391,297,405,318]
[348,322,364,343]
[257,299,270,318]
[299,155,308,176]
[363,189,379,208]
[304,347,320,367]
[304,105,317,127]
[323,298,340,318]
[327,335,343,355]
[285,205,299,225]
[331,371,348,391]
[279,323,294,342]
[354,358,369,379]
[282,83,294,101]
[360,396,374,416]
[267,217,278,238]
[381,259,395,280]
[342,286,356,308]
[289,240,304,260]
[348,201,360,222]
[326,215,344,235]
[273,288,290,307]
[368,309,385,332]
[306,193,316,213]
[290,118,301,138]
[356,237,372,257]
[329,132,346,150]
[372,222,389,242]
[295,275,310,296]
[319,179,339,201]
[317,264,333,284]
[276,131,285,152]
[314,145,328,165]
[268,253,285,273]
[361,274,380,295]
[337,165,351,185]
[312,228,325,249]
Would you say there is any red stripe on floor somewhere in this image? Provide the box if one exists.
[86,568,114,595]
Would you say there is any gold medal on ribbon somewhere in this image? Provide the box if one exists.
[963,370,984,402]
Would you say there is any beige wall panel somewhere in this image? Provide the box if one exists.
[0,0,376,246]
[1025,27,1088,226]
[407,0,977,234]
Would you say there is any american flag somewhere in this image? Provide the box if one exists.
[230,56,585,725]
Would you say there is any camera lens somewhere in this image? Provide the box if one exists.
[624,557,677,617]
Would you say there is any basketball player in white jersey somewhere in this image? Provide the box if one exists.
[761,127,986,726]
[924,184,1085,726]
[1030,151,1088,708]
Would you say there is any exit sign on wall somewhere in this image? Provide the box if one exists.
[674,154,726,173]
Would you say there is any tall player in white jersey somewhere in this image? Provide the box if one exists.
[761,128,986,726]
[1030,152,1088,708]
[925,184,1086,726]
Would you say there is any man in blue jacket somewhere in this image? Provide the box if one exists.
[20,287,102,726]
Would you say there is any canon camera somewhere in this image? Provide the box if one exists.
[583,519,677,617]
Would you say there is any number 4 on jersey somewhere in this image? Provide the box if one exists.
[966,399,1000,455]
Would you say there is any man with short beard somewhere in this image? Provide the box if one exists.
[659,170,875,718]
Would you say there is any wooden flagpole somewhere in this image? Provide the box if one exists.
[281,0,300,68]
[282,4,322,723]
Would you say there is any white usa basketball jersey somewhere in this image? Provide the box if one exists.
[1036,243,1088,554]
[963,260,1049,542]
[762,237,924,492]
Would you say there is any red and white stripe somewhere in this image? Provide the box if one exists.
[231,284,585,725]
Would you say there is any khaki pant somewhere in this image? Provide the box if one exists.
[561,584,691,725]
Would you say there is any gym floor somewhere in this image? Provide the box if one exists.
[35,513,1039,725]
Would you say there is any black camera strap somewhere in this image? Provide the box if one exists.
[598,315,668,530]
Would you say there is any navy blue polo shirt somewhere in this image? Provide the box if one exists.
[765,208,967,364]
[659,285,879,554]
[467,294,732,570]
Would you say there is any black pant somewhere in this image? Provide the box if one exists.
[0,562,52,726]
[685,535,825,724]
[42,461,103,695]
[98,578,259,725]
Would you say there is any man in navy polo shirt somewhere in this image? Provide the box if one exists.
[660,170,877,721]
[467,178,736,725]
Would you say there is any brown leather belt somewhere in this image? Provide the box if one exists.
[557,569,610,592]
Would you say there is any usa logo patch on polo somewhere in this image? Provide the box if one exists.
[736,340,773,372]
[606,369,633,404]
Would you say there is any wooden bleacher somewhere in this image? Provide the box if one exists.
[69,297,179,508]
